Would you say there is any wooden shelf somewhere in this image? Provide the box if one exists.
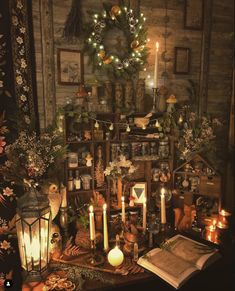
[68,166,92,170]
[68,189,93,194]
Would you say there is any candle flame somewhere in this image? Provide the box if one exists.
[156,42,159,51]
[121,196,125,202]
[89,205,94,213]
[220,209,226,216]
[103,203,107,211]
[161,187,165,196]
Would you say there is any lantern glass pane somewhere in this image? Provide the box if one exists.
[40,218,49,269]
[31,219,40,270]
[22,220,33,271]
[16,218,27,270]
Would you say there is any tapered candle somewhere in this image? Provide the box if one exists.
[103,203,109,251]
[89,205,96,241]
[160,188,166,224]
[143,197,147,231]
[121,196,125,223]
[153,42,159,88]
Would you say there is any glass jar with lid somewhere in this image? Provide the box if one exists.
[68,152,78,168]
[158,138,169,159]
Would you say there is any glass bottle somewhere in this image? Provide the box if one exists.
[74,170,81,190]
[68,170,74,191]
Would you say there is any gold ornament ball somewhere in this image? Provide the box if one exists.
[111,5,121,16]
[98,50,106,59]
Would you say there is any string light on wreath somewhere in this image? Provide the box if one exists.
[86,4,148,78]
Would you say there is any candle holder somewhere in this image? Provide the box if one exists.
[59,206,69,246]
[86,239,104,266]
[151,87,160,112]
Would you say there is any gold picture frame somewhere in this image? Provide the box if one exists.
[57,48,84,85]
[131,182,147,204]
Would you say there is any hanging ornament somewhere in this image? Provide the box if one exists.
[123,59,130,67]
[103,56,113,65]
[142,124,146,130]
[131,40,140,51]
[98,50,106,59]
[109,123,114,131]
[99,20,106,28]
[129,18,137,26]
[94,35,102,43]
[116,62,123,70]
[94,121,99,128]
[111,6,121,16]
[130,26,136,34]
[155,120,160,128]
[126,124,131,132]
[126,11,134,19]
[94,23,103,33]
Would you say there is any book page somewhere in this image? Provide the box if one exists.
[138,248,198,289]
[165,235,218,269]
[148,249,194,278]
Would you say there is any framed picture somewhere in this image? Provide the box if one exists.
[174,47,190,74]
[57,48,83,85]
[184,0,204,30]
[131,182,147,204]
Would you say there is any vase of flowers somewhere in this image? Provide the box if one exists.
[104,155,137,208]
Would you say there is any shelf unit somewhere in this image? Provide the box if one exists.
[64,112,175,213]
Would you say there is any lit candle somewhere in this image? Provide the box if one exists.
[153,42,159,88]
[61,185,67,208]
[89,205,96,241]
[121,196,125,223]
[107,246,124,267]
[219,209,231,225]
[160,188,166,224]
[103,203,109,252]
[143,197,147,231]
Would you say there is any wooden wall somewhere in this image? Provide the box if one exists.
[32,0,234,129]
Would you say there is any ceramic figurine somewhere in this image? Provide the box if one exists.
[166,95,177,113]
[115,82,123,112]
[124,80,134,110]
[86,153,93,167]
[135,79,145,112]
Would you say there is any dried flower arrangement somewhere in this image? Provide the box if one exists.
[1,129,66,187]
[104,155,137,180]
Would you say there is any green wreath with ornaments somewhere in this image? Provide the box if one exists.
[86,3,149,79]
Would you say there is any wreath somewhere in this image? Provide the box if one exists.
[86,3,148,79]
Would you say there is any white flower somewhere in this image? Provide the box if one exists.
[20,58,27,68]
[16,75,23,85]
[0,240,11,250]
[20,94,27,102]
[16,36,23,44]
[3,187,14,197]
[20,26,26,34]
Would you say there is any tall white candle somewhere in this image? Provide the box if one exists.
[153,42,159,88]
[121,196,125,223]
[143,197,147,231]
[89,205,96,241]
[160,188,166,224]
[103,203,109,251]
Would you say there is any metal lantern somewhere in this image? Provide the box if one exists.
[16,186,51,281]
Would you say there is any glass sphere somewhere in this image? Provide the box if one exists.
[155,186,172,204]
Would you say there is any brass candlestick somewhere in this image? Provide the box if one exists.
[151,87,160,112]
[87,239,104,266]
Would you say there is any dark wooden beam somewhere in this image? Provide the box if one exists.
[198,0,213,116]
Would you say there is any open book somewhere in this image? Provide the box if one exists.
[138,234,221,289]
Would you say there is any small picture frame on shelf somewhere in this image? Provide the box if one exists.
[184,0,204,30]
[174,47,190,75]
[57,48,84,85]
[131,182,147,204]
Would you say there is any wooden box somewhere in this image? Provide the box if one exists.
[199,175,221,198]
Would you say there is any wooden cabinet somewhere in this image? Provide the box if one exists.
[64,112,175,212]
[173,154,222,201]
